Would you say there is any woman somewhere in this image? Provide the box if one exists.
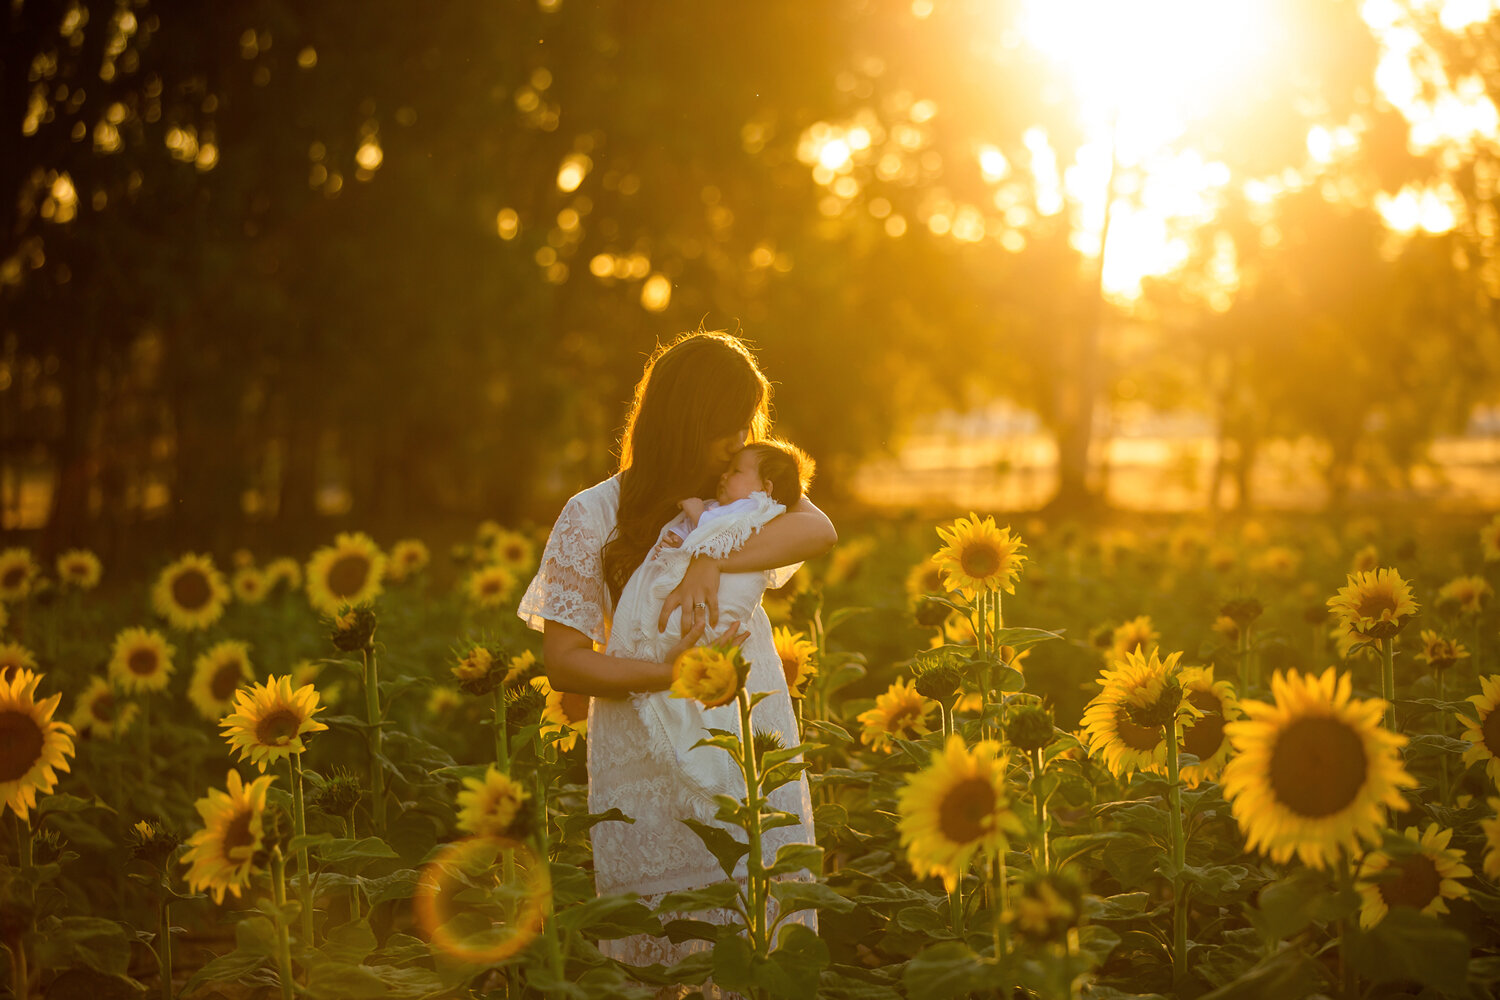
[517,331,837,972]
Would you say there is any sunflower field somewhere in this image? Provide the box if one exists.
[3,510,1500,1000]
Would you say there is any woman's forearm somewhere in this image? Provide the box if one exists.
[545,641,673,698]
[714,498,837,573]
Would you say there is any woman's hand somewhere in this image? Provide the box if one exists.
[660,554,721,635]
[662,618,708,665]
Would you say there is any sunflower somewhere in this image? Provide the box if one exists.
[1211,615,1241,645]
[1416,630,1468,674]
[670,645,748,709]
[857,677,938,752]
[152,553,230,631]
[0,641,38,684]
[1327,568,1419,641]
[897,735,1024,891]
[1221,667,1415,870]
[503,649,540,689]
[905,555,949,607]
[934,513,1026,599]
[305,532,387,615]
[1081,650,1193,778]
[69,676,139,740]
[1249,545,1301,580]
[263,557,303,592]
[56,549,102,590]
[219,675,329,772]
[1482,798,1500,881]
[386,539,431,582]
[1357,824,1472,929]
[0,669,76,820]
[0,548,39,602]
[1178,666,1240,786]
[1331,620,1380,662]
[231,566,269,605]
[456,765,531,839]
[1110,616,1160,662]
[188,640,255,721]
[180,771,274,904]
[465,564,518,609]
[1459,674,1500,786]
[1437,575,1493,617]
[486,530,536,576]
[106,627,175,695]
[773,627,818,698]
[1350,545,1380,574]
[453,645,501,694]
[1482,514,1500,562]
[428,686,463,716]
[530,675,588,753]
[932,609,993,650]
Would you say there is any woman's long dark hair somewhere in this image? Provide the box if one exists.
[602,332,771,602]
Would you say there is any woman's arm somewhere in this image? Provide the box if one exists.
[658,496,837,633]
[543,617,751,697]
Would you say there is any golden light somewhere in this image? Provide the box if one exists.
[555,153,590,193]
[495,208,519,240]
[640,273,672,312]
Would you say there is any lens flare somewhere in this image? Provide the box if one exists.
[413,837,551,963]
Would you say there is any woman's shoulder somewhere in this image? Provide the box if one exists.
[558,476,620,523]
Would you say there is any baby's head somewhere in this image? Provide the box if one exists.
[717,439,815,507]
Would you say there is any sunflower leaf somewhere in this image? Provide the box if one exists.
[1346,907,1470,993]
[681,818,751,878]
[1196,944,1325,1000]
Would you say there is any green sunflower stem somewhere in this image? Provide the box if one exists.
[158,898,173,1000]
[289,754,315,948]
[141,695,153,790]
[1437,671,1450,807]
[270,848,296,1000]
[1165,717,1188,990]
[493,687,509,772]
[737,688,767,957]
[361,649,386,835]
[1237,625,1250,697]
[1380,637,1397,731]
[1337,856,1359,1000]
[532,760,565,981]
[1030,746,1051,873]
[948,879,965,939]
[991,849,1009,961]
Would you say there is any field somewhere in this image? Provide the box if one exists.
[3,509,1499,1000]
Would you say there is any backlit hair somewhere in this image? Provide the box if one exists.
[742,439,814,508]
[603,331,771,602]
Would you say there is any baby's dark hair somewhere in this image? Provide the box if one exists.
[743,439,815,507]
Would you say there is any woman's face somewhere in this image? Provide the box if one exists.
[705,424,750,469]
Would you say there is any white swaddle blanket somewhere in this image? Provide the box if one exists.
[612,491,785,820]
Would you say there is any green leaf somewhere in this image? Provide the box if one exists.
[1347,907,1470,993]
[711,933,757,996]
[765,842,824,878]
[1052,831,1136,870]
[179,948,268,996]
[316,836,400,866]
[1171,863,1251,904]
[1074,924,1122,967]
[556,894,662,939]
[804,719,854,746]
[901,942,996,1000]
[894,904,955,937]
[28,917,132,976]
[654,880,745,915]
[1246,868,1342,944]
[1086,892,1158,922]
[360,869,422,905]
[663,918,720,943]
[762,760,812,794]
[1197,945,1326,1000]
[306,961,444,999]
[288,832,336,854]
[681,818,751,878]
[769,880,856,918]
[558,806,635,842]
[758,923,832,998]
[825,606,872,635]
[991,627,1066,651]
[320,919,377,965]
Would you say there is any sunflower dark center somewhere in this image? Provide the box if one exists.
[1481,706,1500,757]
[172,570,211,610]
[128,649,159,676]
[64,560,86,578]
[1183,690,1226,760]
[211,662,243,701]
[222,811,256,858]
[1268,716,1367,818]
[923,568,943,592]
[1377,853,1441,912]
[2,566,24,589]
[938,776,996,845]
[959,542,1001,579]
[327,554,369,598]
[91,692,114,723]
[1116,712,1162,753]
[890,705,925,737]
[255,708,302,745]
[505,544,524,561]
[1355,591,1396,621]
[0,710,44,782]
[481,578,501,595]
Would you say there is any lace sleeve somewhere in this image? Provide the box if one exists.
[517,494,612,646]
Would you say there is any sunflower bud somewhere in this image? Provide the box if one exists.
[913,598,951,630]
[1005,704,1055,752]
[130,819,180,866]
[913,660,962,703]
[312,768,362,819]
[330,604,377,653]
[505,684,546,728]
[33,827,67,865]
[260,802,293,859]
[1220,598,1264,629]
[752,728,785,767]
[1124,677,1184,731]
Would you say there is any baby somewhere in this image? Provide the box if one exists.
[660,442,812,549]
[613,438,814,817]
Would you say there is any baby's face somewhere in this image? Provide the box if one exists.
[717,449,765,504]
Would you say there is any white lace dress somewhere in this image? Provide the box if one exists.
[517,477,818,972]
